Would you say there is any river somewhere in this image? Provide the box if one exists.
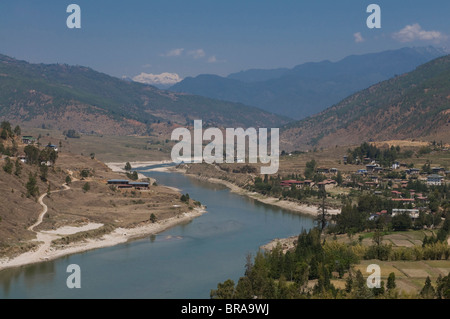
[0,165,314,299]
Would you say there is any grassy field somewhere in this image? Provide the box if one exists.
[325,229,450,295]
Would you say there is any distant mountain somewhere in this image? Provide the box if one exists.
[170,47,448,119]
[227,67,290,83]
[0,54,289,135]
[280,54,450,151]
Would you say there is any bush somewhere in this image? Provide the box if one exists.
[83,182,90,192]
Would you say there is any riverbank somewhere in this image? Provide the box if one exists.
[0,159,205,272]
[174,169,341,218]
[0,207,206,272]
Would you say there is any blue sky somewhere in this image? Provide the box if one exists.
[1,1,449,85]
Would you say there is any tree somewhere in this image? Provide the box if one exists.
[304,159,317,180]
[335,171,343,186]
[210,279,235,299]
[65,175,72,185]
[352,270,372,299]
[2,157,13,174]
[65,129,80,138]
[234,276,253,299]
[150,213,157,223]
[90,153,95,159]
[0,129,8,140]
[372,229,384,259]
[420,276,436,299]
[83,182,91,192]
[316,194,328,232]
[13,125,21,136]
[391,213,412,231]
[40,164,48,182]
[1,121,12,135]
[14,158,22,176]
[26,173,39,198]
[24,145,40,165]
[387,272,396,290]
[124,162,132,171]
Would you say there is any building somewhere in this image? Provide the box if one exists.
[46,144,58,152]
[392,209,420,220]
[107,179,129,185]
[22,136,36,144]
[280,180,304,189]
[129,182,150,190]
[107,179,150,190]
[427,174,444,186]
[407,168,420,175]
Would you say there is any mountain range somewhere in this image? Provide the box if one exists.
[281,54,450,151]
[0,54,288,136]
[170,47,448,120]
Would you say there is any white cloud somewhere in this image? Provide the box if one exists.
[207,55,217,63]
[353,32,365,43]
[142,64,152,68]
[161,48,184,57]
[393,24,447,43]
[187,49,206,59]
[132,72,183,86]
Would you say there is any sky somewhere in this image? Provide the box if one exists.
[0,0,449,86]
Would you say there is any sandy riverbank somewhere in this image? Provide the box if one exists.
[0,208,206,272]
[176,170,341,218]
[105,160,172,173]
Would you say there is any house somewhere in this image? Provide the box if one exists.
[316,167,330,174]
[431,167,442,174]
[22,136,36,144]
[18,154,27,163]
[374,167,383,173]
[107,179,130,185]
[427,174,444,186]
[330,168,338,174]
[316,179,336,190]
[46,144,58,152]
[407,168,420,175]
[129,182,150,190]
[280,180,305,189]
[366,164,377,172]
[391,190,402,197]
[392,209,420,220]
[391,198,415,203]
[392,162,400,170]
[357,169,368,175]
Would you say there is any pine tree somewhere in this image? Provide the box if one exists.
[420,276,436,299]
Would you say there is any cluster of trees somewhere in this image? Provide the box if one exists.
[211,227,450,299]
[211,229,361,299]
[346,142,413,167]
[2,157,22,176]
[0,121,21,140]
[124,162,138,180]
[23,145,58,166]
[180,193,190,202]
[63,129,80,138]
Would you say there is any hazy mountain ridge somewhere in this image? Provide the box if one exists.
[170,47,448,119]
[281,54,450,151]
[0,54,289,135]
